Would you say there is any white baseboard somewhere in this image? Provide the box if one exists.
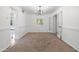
[0,44,10,52]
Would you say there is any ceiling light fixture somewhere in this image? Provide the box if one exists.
[38,6,43,15]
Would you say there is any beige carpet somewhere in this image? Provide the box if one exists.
[4,32,77,52]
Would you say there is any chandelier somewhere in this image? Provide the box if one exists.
[37,6,43,15]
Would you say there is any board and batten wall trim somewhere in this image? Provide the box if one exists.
[62,26,79,51]
[62,26,79,32]
[0,27,10,51]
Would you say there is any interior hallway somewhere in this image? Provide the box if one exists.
[4,32,76,52]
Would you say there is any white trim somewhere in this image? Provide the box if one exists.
[51,7,63,16]
[63,26,79,32]
[16,25,27,28]
[62,26,79,51]
[0,27,10,31]
[0,44,10,52]
[0,28,10,52]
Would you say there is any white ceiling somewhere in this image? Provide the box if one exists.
[21,6,60,15]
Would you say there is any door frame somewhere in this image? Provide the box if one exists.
[53,10,63,40]
[9,7,17,46]
[53,14,57,34]
[57,11,63,40]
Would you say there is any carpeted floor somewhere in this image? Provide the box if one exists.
[4,32,77,52]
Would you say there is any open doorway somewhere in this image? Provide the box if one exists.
[53,11,63,40]
[49,15,57,34]
[10,7,17,46]
[53,14,57,34]
[57,11,63,40]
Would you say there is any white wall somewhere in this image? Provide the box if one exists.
[51,6,79,51]
[0,6,30,51]
[26,14,50,32]
[14,7,28,39]
[48,7,63,34]
[62,7,79,51]
[0,7,10,51]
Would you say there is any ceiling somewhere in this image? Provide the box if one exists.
[21,6,60,15]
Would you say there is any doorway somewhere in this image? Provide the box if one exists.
[10,7,17,46]
[53,11,63,40]
[57,11,63,39]
[53,15,57,34]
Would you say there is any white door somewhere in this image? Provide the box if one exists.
[57,11,63,39]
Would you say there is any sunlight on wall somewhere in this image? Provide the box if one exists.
[36,18,43,25]
[10,30,15,46]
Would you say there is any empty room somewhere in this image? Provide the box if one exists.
[0,6,79,52]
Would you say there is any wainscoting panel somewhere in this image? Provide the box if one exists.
[15,26,28,40]
[0,28,10,51]
[62,27,79,51]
